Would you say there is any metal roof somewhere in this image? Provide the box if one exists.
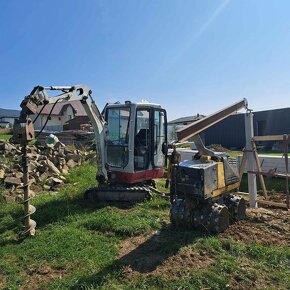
[0,108,20,118]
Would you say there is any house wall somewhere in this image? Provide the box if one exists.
[204,114,245,149]
[253,108,290,135]
[62,106,74,123]
[0,117,17,126]
[203,108,290,149]
[63,116,90,131]
[0,122,10,128]
[31,105,77,131]
[168,124,185,142]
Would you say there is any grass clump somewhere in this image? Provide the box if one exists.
[0,133,12,140]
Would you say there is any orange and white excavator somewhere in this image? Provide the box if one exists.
[14,85,169,236]
[14,85,168,200]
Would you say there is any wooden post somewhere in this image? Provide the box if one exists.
[238,150,247,192]
[238,150,247,180]
[251,140,268,200]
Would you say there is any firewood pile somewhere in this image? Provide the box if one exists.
[0,140,96,203]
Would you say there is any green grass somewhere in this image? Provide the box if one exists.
[239,172,289,194]
[0,164,289,289]
[0,133,12,140]
[226,151,242,158]
[227,150,286,158]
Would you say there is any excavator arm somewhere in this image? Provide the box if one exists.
[13,85,108,182]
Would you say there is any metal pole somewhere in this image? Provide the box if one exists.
[283,135,289,209]
[245,111,257,208]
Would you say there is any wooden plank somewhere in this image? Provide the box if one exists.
[238,152,247,179]
[238,192,287,209]
[256,199,286,209]
[247,170,290,179]
[252,135,288,142]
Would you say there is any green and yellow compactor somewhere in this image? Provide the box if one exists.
[169,99,248,233]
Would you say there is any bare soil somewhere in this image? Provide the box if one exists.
[220,208,290,246]
[118,233,214,282]
[208,144,231,152]
[20,265,67,290]
[118,208,289,282]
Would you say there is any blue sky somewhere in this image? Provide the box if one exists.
[1,0,290,120]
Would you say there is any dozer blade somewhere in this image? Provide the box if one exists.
[84,185,152,202]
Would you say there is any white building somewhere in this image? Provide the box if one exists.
[0,108,20,128]
[30,100,87,132]
[168,114,204,142]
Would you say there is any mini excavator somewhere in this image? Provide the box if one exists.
[14,85,168,202]
[169,99,248,233]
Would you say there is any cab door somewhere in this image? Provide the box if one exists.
[134,109,150,171]
[152,109,167,168]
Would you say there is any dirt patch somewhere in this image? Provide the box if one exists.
[208,144,230,152]
[0,276,7,289]
[152,247,214,281]
[118,234,150,259]
[0,128,12,134]
[20,265,67,290]
[118,233,173,274]
[220,208,290,245]
[117,207,289,282]
[268,192,288,203]
[118,231,213,281]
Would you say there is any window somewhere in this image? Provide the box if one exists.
[106,107,130,168]
[153,110,166,167]
[134,109,150,170]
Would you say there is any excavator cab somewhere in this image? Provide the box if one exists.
[104,101,167,185]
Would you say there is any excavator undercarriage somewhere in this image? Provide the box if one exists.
[84,184,153,202]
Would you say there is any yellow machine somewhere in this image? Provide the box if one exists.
[169,100,248,233]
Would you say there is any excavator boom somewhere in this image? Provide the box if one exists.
[14,85,108,182]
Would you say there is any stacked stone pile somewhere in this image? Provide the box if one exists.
[0,140,96,203]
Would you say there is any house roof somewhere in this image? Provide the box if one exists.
[0,108,20,118]
[36,100,87,116]
[168,114,204,125]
